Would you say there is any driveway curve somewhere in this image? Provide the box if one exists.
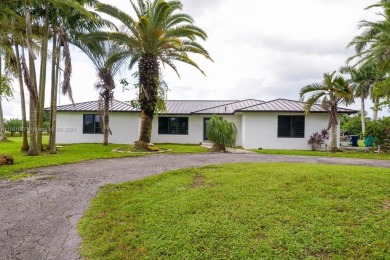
[1,153,390,260]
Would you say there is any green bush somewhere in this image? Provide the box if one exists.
[4,118,23,136]
[365,118,390,153]
[207,115,237,152]
[341,113,370,138]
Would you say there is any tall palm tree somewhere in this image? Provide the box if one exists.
[300,72,354,152]
[73,40,125,145]
[45,0,112,153]
[348,0,390,117]
[340,63,378,134]
[0,54,14,142]
[85,0,212,149]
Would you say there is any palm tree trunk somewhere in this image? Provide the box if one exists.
[328,107,338,152]
[329,123,338,152]
[0,99,7,141]
[136,55,159,149]
[25,0,39,156]
[103,94,109,146]
[27,56,39,156]
[15,43,29,151]
[48,35,60,154]
[361,96,366,136]
[373,97,379,121]
[37,2,50,151]
[0,57,7,141]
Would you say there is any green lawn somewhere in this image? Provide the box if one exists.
[253,148,390,160]
[0,137,209,179]
[78,163,390,259]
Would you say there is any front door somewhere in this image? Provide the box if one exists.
[203,118,210,140]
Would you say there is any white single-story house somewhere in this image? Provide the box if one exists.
[52,98,357,150]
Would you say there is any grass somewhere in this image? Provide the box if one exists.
[0,137,209,179]
[78,163,390,259]
[253,148,390,160]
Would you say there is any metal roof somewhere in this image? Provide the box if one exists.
[238,99,357,114]
[52,98,357,114]
[53,99,138,112]
[164,100,236,114]
[191,99,264,114]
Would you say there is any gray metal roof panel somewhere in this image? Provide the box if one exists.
[164,100,237,114]
[51,98,358,114]
[53,99,139,112]
[238,99,357,114]
[192,99,264,114]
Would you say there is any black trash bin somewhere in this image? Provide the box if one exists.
[349,135,359,147]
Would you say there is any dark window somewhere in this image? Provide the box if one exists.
[278,116,305,138]
[158,117,188,135]
[83,114,102,134]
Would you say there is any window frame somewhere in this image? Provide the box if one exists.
[158,117,189,135]
[83,114,102,134]
[277,115,305,138]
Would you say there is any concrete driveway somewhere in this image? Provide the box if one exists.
[1,153,390,260]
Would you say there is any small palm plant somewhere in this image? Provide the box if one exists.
[300,71,354,152]
[207,115,237,153]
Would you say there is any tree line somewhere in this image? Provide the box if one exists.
[0,0,211,155]
[300,0,390,152]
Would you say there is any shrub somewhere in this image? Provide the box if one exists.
[365,118,390,153]
[308,129,329,150]
[207,115,237,152]
[4,118,22,136]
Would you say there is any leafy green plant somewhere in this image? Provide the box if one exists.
[341,113,371,138]
[308,129,329,150]
[365,118,390,153]
[207,115,237,152]
[4,118,22,136]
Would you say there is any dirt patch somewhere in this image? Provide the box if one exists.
[309,250,330,259]
[384,199,390,211]
[191,173,206,188]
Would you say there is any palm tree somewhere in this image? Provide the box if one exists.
[0,12,17,142]
[347,0,390,117]
[45,0,112,153]
[300,72,354,152]
[73,40,125,145]
[0,54,14,142]
[340,63,378,134]
[85,0,212,149]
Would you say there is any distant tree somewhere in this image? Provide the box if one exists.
[347,1,390,120]
[341,113,371,138]
[300,72,354,152]
[340,63,382,132]
[4,118,22,136]
[365,118,390,153]
[207,115,237,153]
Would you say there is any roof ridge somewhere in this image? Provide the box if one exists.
[113,99,135,108]
[238,98,278,111]
[190,99,257,113]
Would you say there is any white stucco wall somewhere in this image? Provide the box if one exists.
[151,114,243,146]
[56,112,140,144]
[241,112,337,150]
[56,111,336,150]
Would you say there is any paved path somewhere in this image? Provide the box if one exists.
[1,153,390,260]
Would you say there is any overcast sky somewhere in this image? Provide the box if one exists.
[3,0,388,118]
